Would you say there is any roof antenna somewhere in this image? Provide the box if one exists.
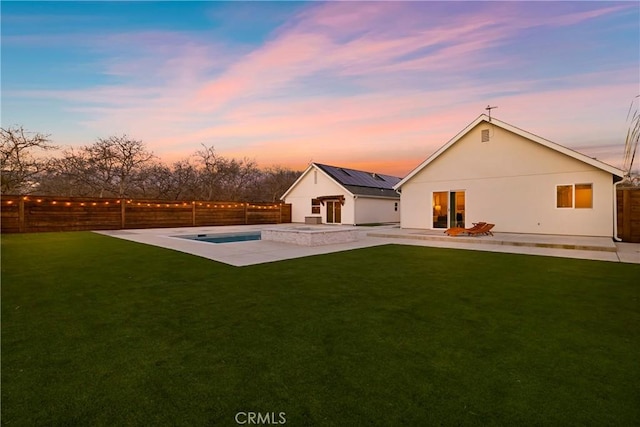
[485,105,498,121]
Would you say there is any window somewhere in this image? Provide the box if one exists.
[311,198,320,214]
[556,185,573,208]
[556,184,592,209]
[575,184,593,208]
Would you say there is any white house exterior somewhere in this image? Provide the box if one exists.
[281,163,401,225]
[394,115,624,237]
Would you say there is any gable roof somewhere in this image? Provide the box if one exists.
[394,114,624,190]
[281,163,401,200]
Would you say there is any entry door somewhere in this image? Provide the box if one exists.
[326,201,342,224]
[432,191,465,228]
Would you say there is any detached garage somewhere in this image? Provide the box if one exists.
[281,163,401,225]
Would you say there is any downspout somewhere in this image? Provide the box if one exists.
[613,178,625,242]
[353,195,357,226]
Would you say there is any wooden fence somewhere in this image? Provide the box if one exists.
[617,188,640,243]
[0,195,291,233]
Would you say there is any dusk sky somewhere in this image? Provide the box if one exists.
[2,1,638,177]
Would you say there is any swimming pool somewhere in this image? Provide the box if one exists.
[176,231,261,244]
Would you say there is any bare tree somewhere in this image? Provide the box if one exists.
[259,166,302,202]
[1,125,58,194]
[168,158,200,200]
[39,148,95,196]
[24,131,301,201]
[195,144,229,200]
[136,162,175,199]
[87,135,155,197]
[623,95,640,182]
[217,157,261,201]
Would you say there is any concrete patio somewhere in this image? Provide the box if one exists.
[95,223,640,267]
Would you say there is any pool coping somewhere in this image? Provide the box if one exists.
[94,224,640,266]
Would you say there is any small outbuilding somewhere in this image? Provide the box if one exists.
[281,163,401,225]
[394,115,624,237]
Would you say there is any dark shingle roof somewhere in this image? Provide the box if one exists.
[315,163,401,198]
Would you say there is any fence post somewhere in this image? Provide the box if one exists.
[192,201,196,226]
[18,197,25,233]
[279,203,282,223]
[120,198,126,229]
[244,203,249,224]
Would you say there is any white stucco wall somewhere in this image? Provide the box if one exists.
[400,123,616,236]
[354,197,400,224]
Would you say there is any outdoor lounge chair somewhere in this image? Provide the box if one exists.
[467,223,494,236]
[444,227,466,236]
[444,222,486,236]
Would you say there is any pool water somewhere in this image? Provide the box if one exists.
[177,231,261,244]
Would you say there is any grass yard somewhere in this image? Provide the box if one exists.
[2,232,639,426]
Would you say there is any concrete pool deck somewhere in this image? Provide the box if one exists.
[95,223,640,266]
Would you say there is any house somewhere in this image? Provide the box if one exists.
[281,163,401,225]
[394,115,624,237]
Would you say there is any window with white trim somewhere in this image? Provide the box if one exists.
[556,184,592,209]
[311,198,320,214]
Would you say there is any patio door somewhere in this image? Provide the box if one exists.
[326,201,341,224]
[432,191,465,228]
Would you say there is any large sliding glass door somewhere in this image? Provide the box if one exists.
[432,191,465,228]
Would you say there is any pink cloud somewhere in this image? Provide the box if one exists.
[8,2,635,179]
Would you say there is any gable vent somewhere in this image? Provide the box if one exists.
[481,129,490,142]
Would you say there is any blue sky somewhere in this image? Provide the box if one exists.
[2,1,638,175]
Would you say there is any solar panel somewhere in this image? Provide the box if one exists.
[316,163,402,190]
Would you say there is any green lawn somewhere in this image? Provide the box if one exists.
[2,232,639,426]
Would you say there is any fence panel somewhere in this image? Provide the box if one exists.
[124,200,193,229]
[617,188,640,243]
[195,202,246,226]
[1,196,22,232]
[1,195,291,233]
